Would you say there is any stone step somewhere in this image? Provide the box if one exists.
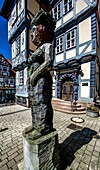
[52,98,86,114]
[52,101,81,108]
[52,106,86,114]
[52,104,85,111]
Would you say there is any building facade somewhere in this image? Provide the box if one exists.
[1,0,52,107]
[0,54,16,103]
[52,0,98,103]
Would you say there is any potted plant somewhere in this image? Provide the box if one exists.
[86,104,99,117]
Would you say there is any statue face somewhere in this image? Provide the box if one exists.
[31,25,42,46]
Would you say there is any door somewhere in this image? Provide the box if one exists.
[62,81,74,101]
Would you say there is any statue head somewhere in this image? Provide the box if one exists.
[31,10,56,46]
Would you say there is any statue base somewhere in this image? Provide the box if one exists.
[18,128,60,170]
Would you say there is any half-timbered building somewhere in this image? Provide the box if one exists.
[0,54,16,103]
[52,0,98,103]
[0,0,52,107]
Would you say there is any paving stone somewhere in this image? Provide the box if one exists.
[91,155,99,164]
[7,147,18,156]
[0,159,8,168]
[8,152,18,161]
[1,153,8,160]
[89,162,98,170]
[7,159,16,168]
[86,145,94,152]
[0,105,100,170]
[79,161,89,169]
[70,160,79,169]
[82,154,91,164]
[93,151,100,157]
[14,153,23,163]
[0,164,8,170]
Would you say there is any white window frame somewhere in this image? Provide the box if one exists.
[56,35,64,54]
[66,28,76,49]
[54,2,61,21]
[63,0,73,14]
[19,70,24,85]
[18,0,24,16]
[3,66,7,72]
[16,35,21,55]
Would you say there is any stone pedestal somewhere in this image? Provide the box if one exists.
[22,129,60,170]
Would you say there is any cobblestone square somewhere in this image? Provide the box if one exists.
[0,104,100,170]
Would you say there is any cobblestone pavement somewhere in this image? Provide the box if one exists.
[0,104,100,170]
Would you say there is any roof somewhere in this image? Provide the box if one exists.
[0,0,57,20]
[6,59,12,65]
[0,0,15,20]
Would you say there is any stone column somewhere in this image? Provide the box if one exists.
[21,129,60,170]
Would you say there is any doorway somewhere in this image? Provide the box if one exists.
[62,80,74,101]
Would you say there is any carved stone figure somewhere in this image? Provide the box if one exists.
[25,11,56,139]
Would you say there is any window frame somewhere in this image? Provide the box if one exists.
[19,70,24,85]
[66,28,76,50]
[53,2,61,21]
[63,0,73,15]
[16,35,21,55]
[56,34,64,54]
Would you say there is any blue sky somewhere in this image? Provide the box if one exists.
[0,0,12,61]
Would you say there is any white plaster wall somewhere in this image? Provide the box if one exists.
[12,41,16,59]
[81,82,90,98]
[76,0,88,14]
[56,19,62,29]
[84,44,92,54]
[79,43,92,55]
[18,0,24,16]
[79,17,91,44]
[52,89,55,97]
[63,11,73,23]
[16,71,19,85]
[66,48,76,59]
[21,29,26,52]
[79,45,87,55]
[24,67,28,85]
[81,62,90,80]
[56,53,64,62]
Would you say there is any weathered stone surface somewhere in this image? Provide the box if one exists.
[23,129,60,170]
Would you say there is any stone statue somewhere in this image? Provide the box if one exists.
[25,11,56,139]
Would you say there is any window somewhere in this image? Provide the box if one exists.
[54,2,61,20]
[64,0,73,14]
[3,66,7,72]
[16,36,21,55]
[10,79,14,84]
[56,35,63,53]
[19,70,24,85]
[4,78,8,84]
[66,29,76,49]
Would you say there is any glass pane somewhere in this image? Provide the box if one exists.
[69,1,72,9]
[58,3,60,10]
[57,39,59,45]
[64,0,68,5]
[60,37,62,43]
[60,45,62,51]
[57,46,59,53]
[58,11,60,18]
[54,7,57,13]
[67,41,70,48]
[71,39,75,47]
[67,33,70,40]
